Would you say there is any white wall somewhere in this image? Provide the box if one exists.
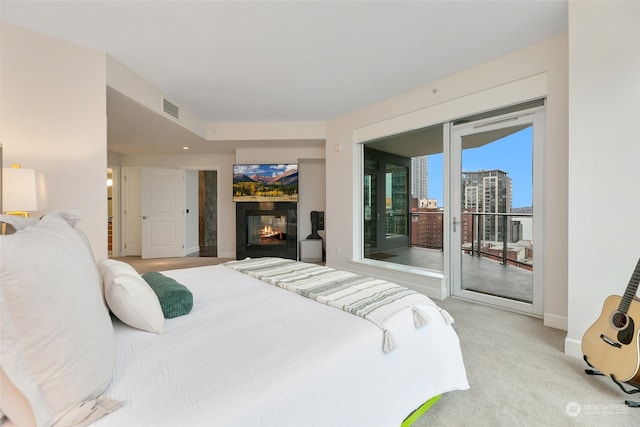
[298,159,326,249]
[0,23,108,259]
[565,1,640,358]
[325,34,569,324]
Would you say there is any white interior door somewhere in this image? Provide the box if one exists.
[141,168,185,259]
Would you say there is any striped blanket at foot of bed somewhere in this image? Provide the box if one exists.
[223,257,454,352]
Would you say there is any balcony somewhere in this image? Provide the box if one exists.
[368,212,533,303]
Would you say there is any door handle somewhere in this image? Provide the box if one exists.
[142,216,149,220]
[452,216,461,232]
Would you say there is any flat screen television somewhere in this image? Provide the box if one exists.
[233,164,298,202]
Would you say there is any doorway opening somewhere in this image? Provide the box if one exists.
[198,170,217,257]
[107,167,119,258]
[120,167,218,259]
[107,168,113,256]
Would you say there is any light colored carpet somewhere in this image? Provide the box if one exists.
[417,297,639,426]
[115,257,639,426]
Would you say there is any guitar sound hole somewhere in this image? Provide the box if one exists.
[611,311,628,329]
[618,316,635,346]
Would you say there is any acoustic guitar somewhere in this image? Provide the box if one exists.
[582,258,640,387]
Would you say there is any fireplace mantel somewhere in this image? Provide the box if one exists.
[236,202,297,260]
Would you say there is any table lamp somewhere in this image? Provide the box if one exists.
[2,164,48,217]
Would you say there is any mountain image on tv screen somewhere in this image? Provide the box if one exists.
[233,164,298,202]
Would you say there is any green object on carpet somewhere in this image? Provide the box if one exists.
[400,394,441,427]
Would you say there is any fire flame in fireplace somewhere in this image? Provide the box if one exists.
[260,225,282,240]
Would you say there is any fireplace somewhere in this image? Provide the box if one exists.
[246,211,287,246]
[236,202,297,260]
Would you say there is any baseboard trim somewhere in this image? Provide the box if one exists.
[564,337,583,359]
[543,313,567,331]
[185,246,200,256]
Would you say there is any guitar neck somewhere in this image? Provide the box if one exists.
[619,258,640,313]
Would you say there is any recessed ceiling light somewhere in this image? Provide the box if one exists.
[182,146,189,150]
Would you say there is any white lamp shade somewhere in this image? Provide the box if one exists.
[2,168,48,212]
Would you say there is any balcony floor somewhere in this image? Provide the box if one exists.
[366,246,533,303]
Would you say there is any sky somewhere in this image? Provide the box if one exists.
[428,126,533,208]
[234,163,297,178]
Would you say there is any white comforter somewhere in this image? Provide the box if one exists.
[93,264,468,427]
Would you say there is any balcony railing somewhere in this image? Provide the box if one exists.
[410,211,533,270]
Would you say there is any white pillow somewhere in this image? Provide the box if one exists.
[0,213,120,426]
[0,211,79,230]
[97,259,165,334]
[0,214,38,233]
[0,298,50,427]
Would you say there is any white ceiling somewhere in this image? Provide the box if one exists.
[1,0,568,154]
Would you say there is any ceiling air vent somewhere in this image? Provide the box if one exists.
[163,98,180,120]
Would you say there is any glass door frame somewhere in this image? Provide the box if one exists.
[448,106,544,315]
[363,147,411,255]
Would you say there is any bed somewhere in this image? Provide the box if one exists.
[0,213,468,427]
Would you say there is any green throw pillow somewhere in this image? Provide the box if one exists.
[141,272,193,318]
